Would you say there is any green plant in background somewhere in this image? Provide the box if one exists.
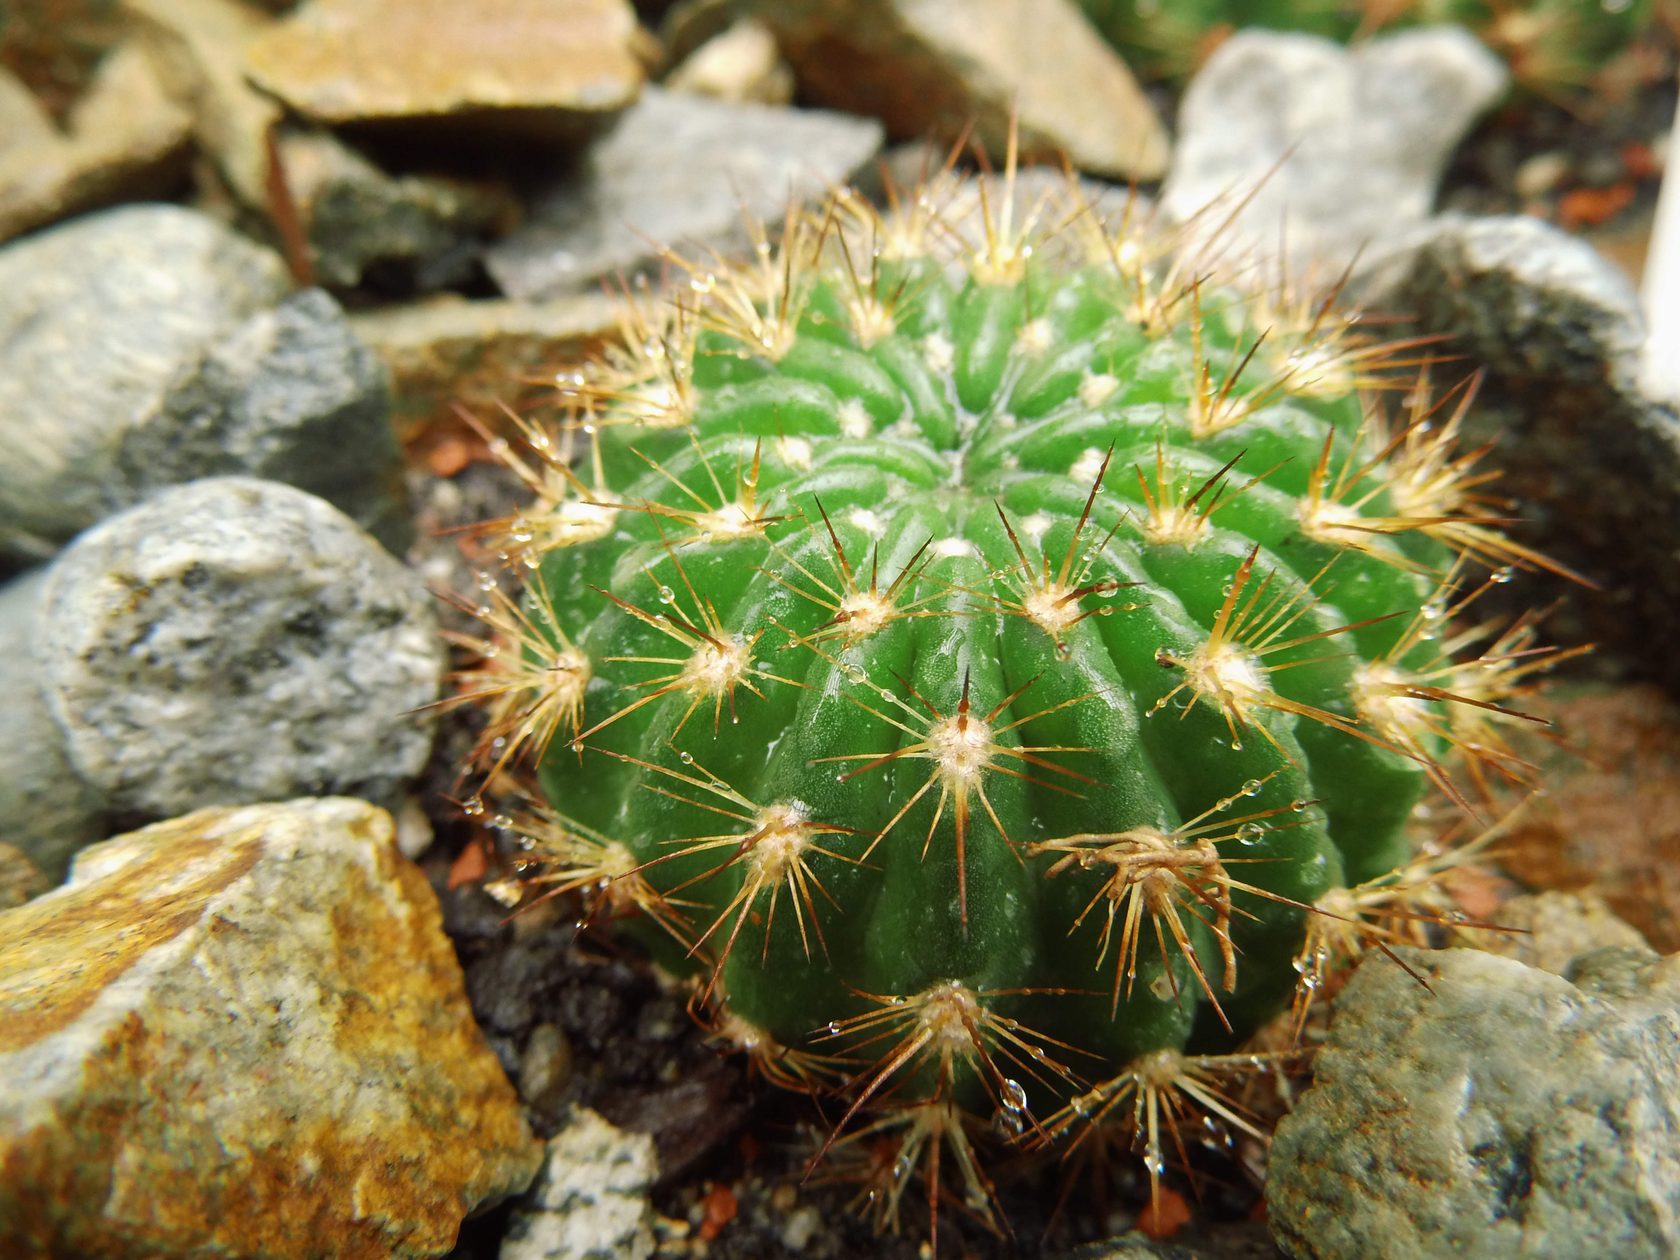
[1078,0,1656,99]
[458,156,1570,1241]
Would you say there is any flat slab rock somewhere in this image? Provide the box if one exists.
[1267,946,1680,1260]
[245,0,643,138]
[0,797,541,1258]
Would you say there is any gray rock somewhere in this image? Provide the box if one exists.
[0,844,49,910]
[1448,891,1651,975]
[1058,1223,1284,1260]
[1163,28,1508,274]
[1268,947,1680,1260]
[117,287,410,551]
[0,69,55,156]
[501,1106,658,1260]
[0,203,288,564]
[485,88,883,301]
[0,571,110,878]
[22,478,439,842]
[273,126,517,292]
[1352,214,1680,689]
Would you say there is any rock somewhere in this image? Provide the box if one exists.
[272,125,517,291]
[349,290,619,438]
[0,571,110,878]
[665,18,794,105]
[745,0,1167,181]
[0,44,194,243]
[0,478,441,874]
[0,844,48,910]
[517,1023,575,1124]
[501,1107,657,1260]
[244,0,643,143]
[1449,890,1651,974]
[484,88,882,300]
[1491,683,1680,954]
[115,286,410,551]
[1163,28,1508,273]
[0,798,541,1258]
[0,67,57,155]
[0,203,289,565]
[1352,216,1680,691]
[1267,947,1680,1260]
[125,0,286,208]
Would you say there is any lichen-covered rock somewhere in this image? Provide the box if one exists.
[1448,890,1651,974]
[1268,947,1680,1260]
[0,798,542,1259]
[0,478,442,873]
[500,1107,658,1260]
[0,203,287,565]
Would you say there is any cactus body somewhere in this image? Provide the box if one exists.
[468,174,1557,1232]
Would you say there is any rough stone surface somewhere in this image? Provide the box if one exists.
[245,0,643,140]
[1353,216,1680,691]
[0,67,55,154]
[0,798,541,1258]
[1058,1224,1285,1259]
[33,478,441,823]
[0,571,109,878]
[1493,683,1680,954]
[116,286,410,550]
[1163,28,1508,273]
[1268,947,1680,1260]
[350,291,618,438]
[746,0,1167,180]
[0,45,192,242]
[500,1107,657,1260]
[484,88,882,300]
[273,125,517,291]
[125,0,285,207]
[1449,890,1651,974]
[0,203,288,565]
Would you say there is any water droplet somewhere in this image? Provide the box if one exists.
[462,796,485,818]
[1490,566,1515,585]
[1236,822,1265,843]
[1000,1078,1029,1113]
[678,750,694,764]
[657,585,676,604]
[891,1153,913,1181]
[1155,647,1176,668]
[1241,778,1264,797]
[1290,798,1313,812]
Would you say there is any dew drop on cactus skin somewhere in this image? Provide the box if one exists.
[462,163,1569,1235]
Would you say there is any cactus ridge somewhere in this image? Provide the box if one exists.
[460,166,1567,1237]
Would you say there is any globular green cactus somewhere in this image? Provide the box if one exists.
[460,166,1566,1239]
[1078,0,1655,97]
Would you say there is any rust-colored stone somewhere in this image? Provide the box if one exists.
[0,798,541,1259]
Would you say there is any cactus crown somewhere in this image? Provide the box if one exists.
[459,153,1569,1242]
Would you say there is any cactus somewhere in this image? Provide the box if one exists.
[1078,0,1655,97]
[460,163,1569,1240]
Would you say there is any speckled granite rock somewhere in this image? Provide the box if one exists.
[500,1107,657,1260]
[745,0,1167,180]
[484,88,882,300]
[1268,947,1680,1260]
[36,478,440,823]
[0,203,287,565]
[114,286,409,551]
[0,798,542,1258]
[245,0,643,141]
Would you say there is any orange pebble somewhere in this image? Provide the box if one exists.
[698,1184,738,1242]
[1136,1186,1193,1239]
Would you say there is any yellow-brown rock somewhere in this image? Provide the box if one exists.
[0,798,541,1258]
[244,0,643,141]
